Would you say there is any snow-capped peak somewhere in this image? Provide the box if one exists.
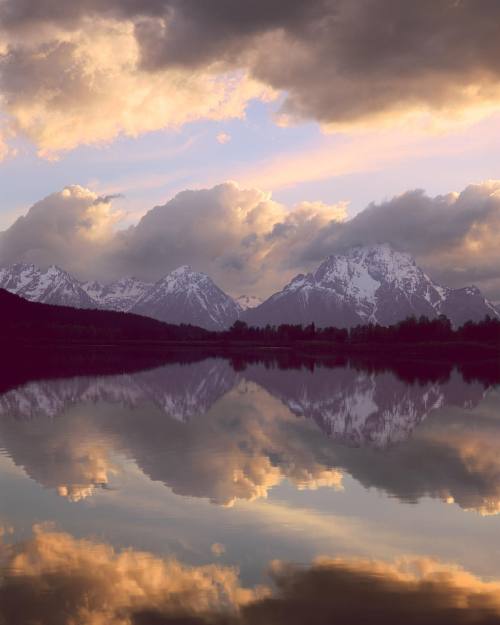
[2,245,498,329]
[130,266,240,330]
[243,243,499,328]
[0,262,96,309]
[315,244,425,298]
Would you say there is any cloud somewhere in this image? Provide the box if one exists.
[341,422,500,517]
[0,182,284,287]
[297,180,500,300]
[211,543,225,557]
[102,182,348,292]
[3,526,500,625]
[2,180,500,300]
[0,382,119,501]
[0,129,13,161]
[246,555,500,625]
[0,185,122,276]
[1,1,500,154]
[0,17,270,157]
[0,527,262,625]
[216,132,231,144]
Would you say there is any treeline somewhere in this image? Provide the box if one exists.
[1,287,499,348]
[221,315,500,346]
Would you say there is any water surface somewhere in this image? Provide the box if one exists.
[0,355,499,623]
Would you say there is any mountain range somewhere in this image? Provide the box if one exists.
[1,244,498,329]
[243,244,499,328]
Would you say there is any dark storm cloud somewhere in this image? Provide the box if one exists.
[2,0,500,127]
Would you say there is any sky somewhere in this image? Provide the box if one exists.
[0,0,500,301]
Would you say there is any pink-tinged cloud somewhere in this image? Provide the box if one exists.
[1,1,500,155]
[1,180,500,301]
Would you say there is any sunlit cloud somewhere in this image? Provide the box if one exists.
[1,1,500,156]
[2,526,500,624]
[2,179,500,300]
[216,132,231,144]
[0,17,272,158]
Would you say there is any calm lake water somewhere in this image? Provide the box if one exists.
[0,355,499,623]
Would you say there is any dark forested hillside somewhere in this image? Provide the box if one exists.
[0,288,209,342]
[1,288,499,353]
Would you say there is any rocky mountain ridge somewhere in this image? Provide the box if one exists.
[0,244,497,328]
[243,244,499,327]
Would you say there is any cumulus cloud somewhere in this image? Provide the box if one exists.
[0,185,122,276]
[108,183,348,294]
[299,180,500,300]
[248,555,500,625]
[216,132,231,144]
[0,18,269,157]
[2,526,500,624]
[1,1,500,154]
[2,179,500,300]
[246,363,500,515]
[0,527,262,624]
[0,180,347,291]
[0,386,119,502]
[327,389,500,516]
[0,129,12,161]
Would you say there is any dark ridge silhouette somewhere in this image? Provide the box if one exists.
[0,288,209,342]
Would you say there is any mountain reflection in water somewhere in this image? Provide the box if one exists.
[0,355,497,512]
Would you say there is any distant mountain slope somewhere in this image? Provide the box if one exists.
[0,263,240,329]
[0,263,97,308]
[131,265,240,330]
[243,244,499,328]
